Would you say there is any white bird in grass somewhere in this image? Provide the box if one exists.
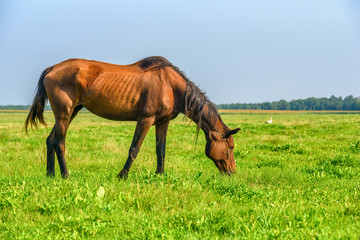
[266,117,273,124]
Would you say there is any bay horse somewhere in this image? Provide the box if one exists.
[25,56,240,178]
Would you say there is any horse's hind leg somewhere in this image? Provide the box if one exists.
[45,118,70,178]
[46,127,56,176]
[53,116,71,178]
[46,105,82,177]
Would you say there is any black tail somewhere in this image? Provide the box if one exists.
[25,66,54,133]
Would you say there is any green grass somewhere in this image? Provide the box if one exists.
[1,111,360,239]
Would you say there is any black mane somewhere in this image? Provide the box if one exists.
[138,56,172,70]
[183,81,219,129]
[138,56,219,129]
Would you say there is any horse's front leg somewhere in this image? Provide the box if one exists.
[155,121,169,174]
[118,116,155,178]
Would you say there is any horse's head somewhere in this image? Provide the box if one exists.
[205,128,240,175]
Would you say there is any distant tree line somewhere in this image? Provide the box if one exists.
[217,95,360,110]
[1,95,360,111]
[0,105,52,110]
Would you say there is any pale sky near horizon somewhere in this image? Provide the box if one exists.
[0,0,359,105]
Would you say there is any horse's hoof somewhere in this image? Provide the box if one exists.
[117,170,128,180]
[61,173,69,179]
[117,174,128,180]
[46,172,55,177]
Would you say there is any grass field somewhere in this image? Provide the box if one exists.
[1,111,360,239]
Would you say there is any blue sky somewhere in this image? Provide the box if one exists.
[0,0,359,105]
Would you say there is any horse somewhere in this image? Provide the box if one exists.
[25,56,240,178]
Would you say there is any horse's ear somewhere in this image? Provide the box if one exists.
[223,128,241,138]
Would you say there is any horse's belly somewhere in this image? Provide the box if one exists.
[86,107,138,121]
[82,92,140,121]
[83,100,139,121]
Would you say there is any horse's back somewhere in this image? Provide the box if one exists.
[44,58,181,121]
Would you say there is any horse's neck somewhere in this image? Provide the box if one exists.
[178,80,227,137]
[188,107,226,137]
